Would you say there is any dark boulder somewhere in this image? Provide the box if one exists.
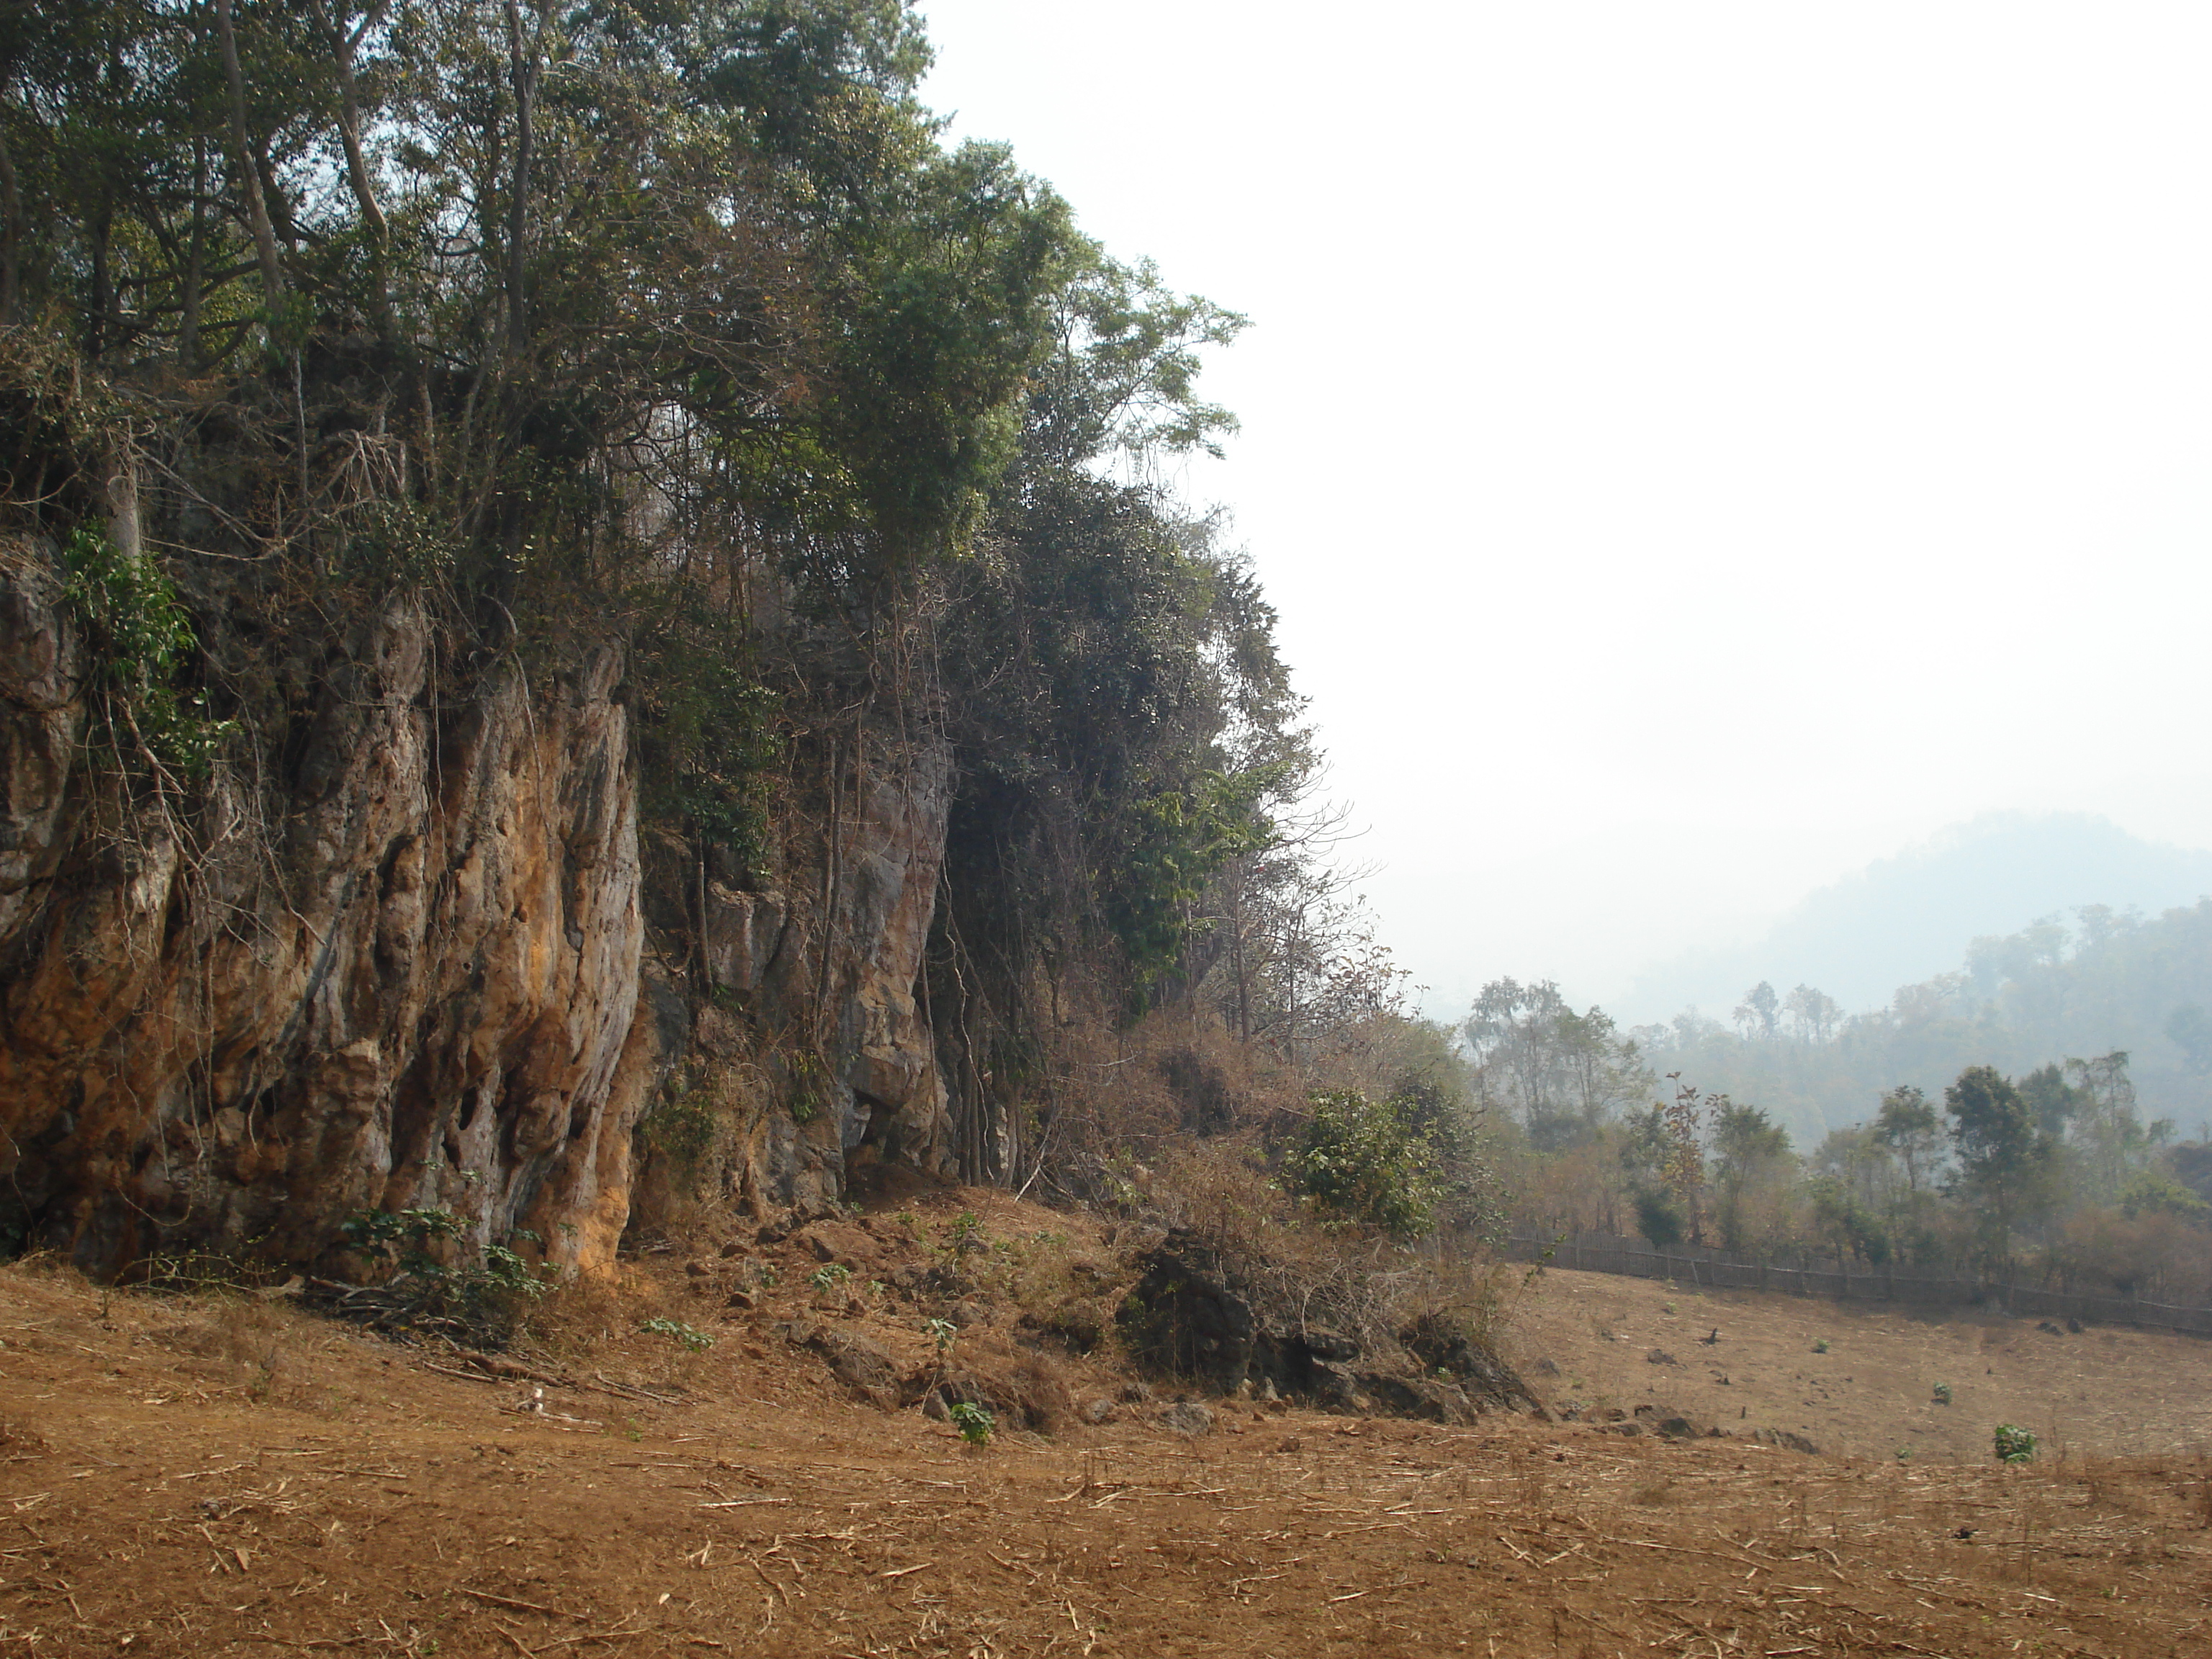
[1119,1231,1257,1392]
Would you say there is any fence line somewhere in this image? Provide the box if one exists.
[1504,1232,2212,1338]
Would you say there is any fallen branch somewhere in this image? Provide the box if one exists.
[455,1587,580,1621]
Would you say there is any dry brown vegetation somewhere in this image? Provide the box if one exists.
[3,1192,2211,1656]
[1505,1264,2212,1464]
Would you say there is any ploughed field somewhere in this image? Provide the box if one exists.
[1,1200,2209,1658]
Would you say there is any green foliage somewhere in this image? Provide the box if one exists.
[1945,1065,2051,1265]
[1932,1381,1953,1405]
[819,140,1081,566]
[1284,1090,1440,1238]
[1467,981,1656,1152]
[946,1400,994,1445]
[1023,251,1249,467]
[1807,1175,1892,1266]
[1631,1186,1686,1251]
[786,1052,830,1126]
[2118,1168,2210,1220]
[1709,1101,1792,1252]
[333,1210,549,1339]
[61,526,235,781]
[1105,768,1277,998]
[640,1087,721,1171]
[808,1263,853,1291]
[923,1316,958,1352]
[342,1207,465,1273]
[1993,1424,2037,1464]
[336,500,460,588]
[628,595,779,872]
[479,1242,548,1299]
[639,1316,716,1352]
[1635,902,2212,1148]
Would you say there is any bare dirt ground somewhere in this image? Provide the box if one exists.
[1503,1264,2212,1463]
[3,1194,2210,1658]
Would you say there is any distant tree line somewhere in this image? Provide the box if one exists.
[1465,978,2212,1303]
[1623,902,2212,1151]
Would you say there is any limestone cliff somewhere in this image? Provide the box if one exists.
[0,536,955,1277]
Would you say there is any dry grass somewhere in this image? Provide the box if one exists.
[1508,1263,2212,1462]
[2,1210,2211,1656]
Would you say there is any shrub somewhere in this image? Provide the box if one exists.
[947,1401,994,1446]
[327,1210,549,1344]
[1284,1089,1440,1238]
[1932,1381,1953,1406]
[1631,1187,1686,1250]
[61,524,235,781]
[1994,1424,2037,1464]
[639,1087,720,1171]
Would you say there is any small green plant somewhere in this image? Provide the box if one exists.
[785,1051,829,1125]
[1894,1446,1913,1463]
[61,524,236,781]
[924,1317,958,1352]
[1993,1424,2037,1464]
[808,1264,853,1292]
[1812,1338,1830,1354]
[639,1316,714,1352]
[947,1401,994,1447]
[640,1087,720,1170]
[948,1211,984,1247]
[1932,1381,1953,1406]
[342,1207,465,1274]
[1663,1301,1676,1316]
[480,1243,547,1298]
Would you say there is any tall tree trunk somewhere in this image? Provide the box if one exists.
[87,206,112,360]
[99,435,140,562]
[0,122,19,328]
[312,0,395,343]
[503,0,547,350]
[179,135,206,367]
[215,0,284,310]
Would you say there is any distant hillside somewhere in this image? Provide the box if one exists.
[1622,813,2212,1024]
[1628,898,2212,1149]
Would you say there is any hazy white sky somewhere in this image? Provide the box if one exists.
[918,1,2212,1016]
